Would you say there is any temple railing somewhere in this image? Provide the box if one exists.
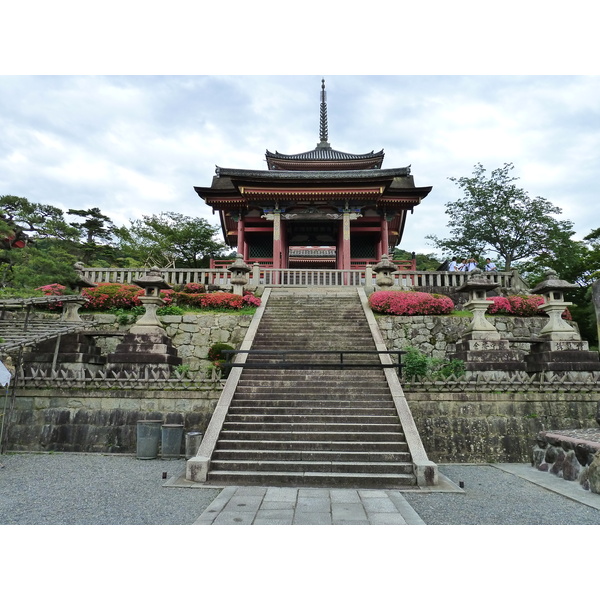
[79,267,528,290]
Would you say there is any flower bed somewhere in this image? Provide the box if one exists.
[369,290,454,316]
[488,295,572,319]
[36,282,258,312]
[172,291,261,310]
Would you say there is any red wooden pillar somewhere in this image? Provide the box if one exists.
[341,211,351,271]
[272,211,282,270]
[380,214,389,258]
[237,214,246,261]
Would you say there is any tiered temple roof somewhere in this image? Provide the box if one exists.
[194,79,432,251]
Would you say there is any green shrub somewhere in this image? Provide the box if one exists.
[207,342,235,378]
[402,346,465,381]
[207,342,234,363]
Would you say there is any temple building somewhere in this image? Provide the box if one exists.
[195,80,432,270]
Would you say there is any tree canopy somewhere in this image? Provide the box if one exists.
[426,163,575,271]
[114,212,225,269]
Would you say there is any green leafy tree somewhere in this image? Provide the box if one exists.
[1,195,79,242]
[114,212,225,268]
[426,163,576,271]
[393,248,443,271]
[68,207,116,264]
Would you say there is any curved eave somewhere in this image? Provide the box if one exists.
[215,166,411,182]
[266,147,384,167]
[267,157,384,171]
[379,186,433,206]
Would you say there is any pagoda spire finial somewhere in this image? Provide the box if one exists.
[319,78,330,146]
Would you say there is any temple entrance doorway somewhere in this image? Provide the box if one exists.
[288,246,337,269]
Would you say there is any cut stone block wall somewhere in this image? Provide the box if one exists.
[405,391,600,463]
[79,312,253,374]
[5,387,223,453]
[376,314,572,360]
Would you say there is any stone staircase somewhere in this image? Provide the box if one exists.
[203,288,418,488]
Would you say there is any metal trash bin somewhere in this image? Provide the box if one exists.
[136,420,163,460]
[161,424,184,459]
[185,431,204,459]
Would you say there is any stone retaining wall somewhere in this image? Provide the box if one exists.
[83,312,253,374]
[6,387,223,453]
[405,391,600,463]
[376,314,568,360]
[5,311,599,460]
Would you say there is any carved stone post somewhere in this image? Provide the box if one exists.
[372,255,397,289]
[449,270,527,372]
[227,254,251,296]
[525,270,600,374]
[531,269,579,341]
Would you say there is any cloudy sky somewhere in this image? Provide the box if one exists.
[2,3,599,260]
[2,74,599,257]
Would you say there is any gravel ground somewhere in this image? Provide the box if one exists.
[0,452,220,525]
[406,464,600,525]
[1,453,600,525]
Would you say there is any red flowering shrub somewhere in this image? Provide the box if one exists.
[82,283,144,311]
[171,291,259,310]
[160,289,175,306]
[182,282,206,294]
[369,291,454,316]
[488,295,572,320]
[36,283,67,310]
[242,292,261,307]
[36,284,66,296]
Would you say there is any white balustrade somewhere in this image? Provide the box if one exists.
[80,267,515,290]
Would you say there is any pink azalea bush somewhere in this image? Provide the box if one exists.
[82,283,144,311]
[488,295,572,320]
[182,282,206,294]
[172,291,261,310]
[369,290,454,316]
[36,284,67,296]
[36,283,67,310]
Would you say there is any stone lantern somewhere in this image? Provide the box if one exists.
[449,269,527,372]
[530,269,579,341]
[372,255,397,289]
[457,269,501,339]
[131,268,172,331]
[525,270,600,374]
[227,254,251,295]
[63,262,97,323]
[106,267,181,376]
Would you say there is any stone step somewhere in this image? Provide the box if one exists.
[236,371,388,382]
[231,393,392,403]
[226,411,399,421]
[209,459,414,474]
[236,370,389,380]
[206,470,417,488]
[219,430,406,442]
[215,439,409,452]
[211,448,411,462]
[229,400,396,410]
[222,421,403,433]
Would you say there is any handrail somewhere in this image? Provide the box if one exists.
[222,349,406,376]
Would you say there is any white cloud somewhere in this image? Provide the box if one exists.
[0,75,599,259]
